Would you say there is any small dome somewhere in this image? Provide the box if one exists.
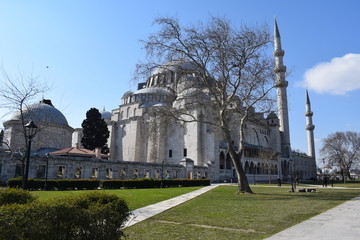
[11,101,69,126]
[266,112,278,119]
[122,91,133,99]
[100,109,111,120]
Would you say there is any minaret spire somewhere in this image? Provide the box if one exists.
[273,18,291,157]
[305,89,315,158]
[274,17,281,38]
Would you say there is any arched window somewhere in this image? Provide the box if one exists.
[226,153,232,169]
[250,162,255,174]
[219,152,225,169]
[126,107,130,118]
[133,108,137,116]
[245,161,250,174]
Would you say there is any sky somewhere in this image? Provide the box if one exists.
[1,0,360,165]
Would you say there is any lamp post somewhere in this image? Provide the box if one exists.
[22,120,38,190]
[44,152,50,190]
[161,160,164,188]
[289,159,295,192]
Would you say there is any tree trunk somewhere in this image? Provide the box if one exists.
[227,145,253,194]
[341,169,346,184]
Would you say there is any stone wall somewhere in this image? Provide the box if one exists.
[0,152,209,184]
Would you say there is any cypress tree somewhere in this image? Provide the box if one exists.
[81,108,110,154]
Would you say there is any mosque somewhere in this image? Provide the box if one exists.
[0,21,317,184]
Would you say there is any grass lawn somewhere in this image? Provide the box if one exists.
[31,187,202,210]
[330,183,360,188]
[124,185,360,240]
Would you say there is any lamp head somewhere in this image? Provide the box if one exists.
[24,120,38,138]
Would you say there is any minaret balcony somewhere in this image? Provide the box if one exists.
[305,111,313,117]
[275,80,288,88]
[306,124,315,130]
[274,65,286,73]
[273,49,285,57]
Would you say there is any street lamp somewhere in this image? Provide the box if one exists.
[289,159,295,192]
[161,160,164,188]
[23,120,38,190]
[44,152,50,190]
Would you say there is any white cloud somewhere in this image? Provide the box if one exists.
[301,53,360,95]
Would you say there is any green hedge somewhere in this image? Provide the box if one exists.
[0,188,38,206]
[0,191,130,240]
[102,178,211,189]
[7,178,210,190]
[7,178,100,190]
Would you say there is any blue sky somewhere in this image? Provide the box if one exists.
[1,0,360,164]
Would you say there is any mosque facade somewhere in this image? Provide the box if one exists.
[0,21,317,184]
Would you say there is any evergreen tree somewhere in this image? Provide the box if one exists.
[81,108,110,154]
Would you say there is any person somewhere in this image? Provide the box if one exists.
[330,177,334,187]
[323,176,328,187]
[277,177,281,187]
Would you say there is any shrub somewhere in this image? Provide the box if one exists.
[73,192,131,239]
[0,188,38,206]
[0,192,130,240]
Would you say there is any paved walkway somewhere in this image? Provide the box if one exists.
[124,184,219,228]
[265,194,360,240]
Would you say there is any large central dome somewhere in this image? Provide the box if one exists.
[151,59,202,75]
[146,59,207,92]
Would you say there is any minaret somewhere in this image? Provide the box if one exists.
[274,18,291,157]
[305,90,315,158]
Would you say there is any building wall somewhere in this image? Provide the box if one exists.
[3,120,73,152]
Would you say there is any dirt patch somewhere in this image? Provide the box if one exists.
[155,220,259,233]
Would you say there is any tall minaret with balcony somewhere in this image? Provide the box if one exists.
[305,90,316,158]
[274,19,291,157]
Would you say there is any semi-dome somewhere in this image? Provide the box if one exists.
[133,87,173,96]
[10,100,69,126]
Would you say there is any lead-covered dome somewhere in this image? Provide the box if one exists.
[11,100,69,126]
[152,59,202,75]
[146,59,208,92]
[100,108,111,120]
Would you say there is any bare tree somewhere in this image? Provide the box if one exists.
[135,17,276,193]
[320,131,360,183]
[0,67,48,183]
[258,149,278,184]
